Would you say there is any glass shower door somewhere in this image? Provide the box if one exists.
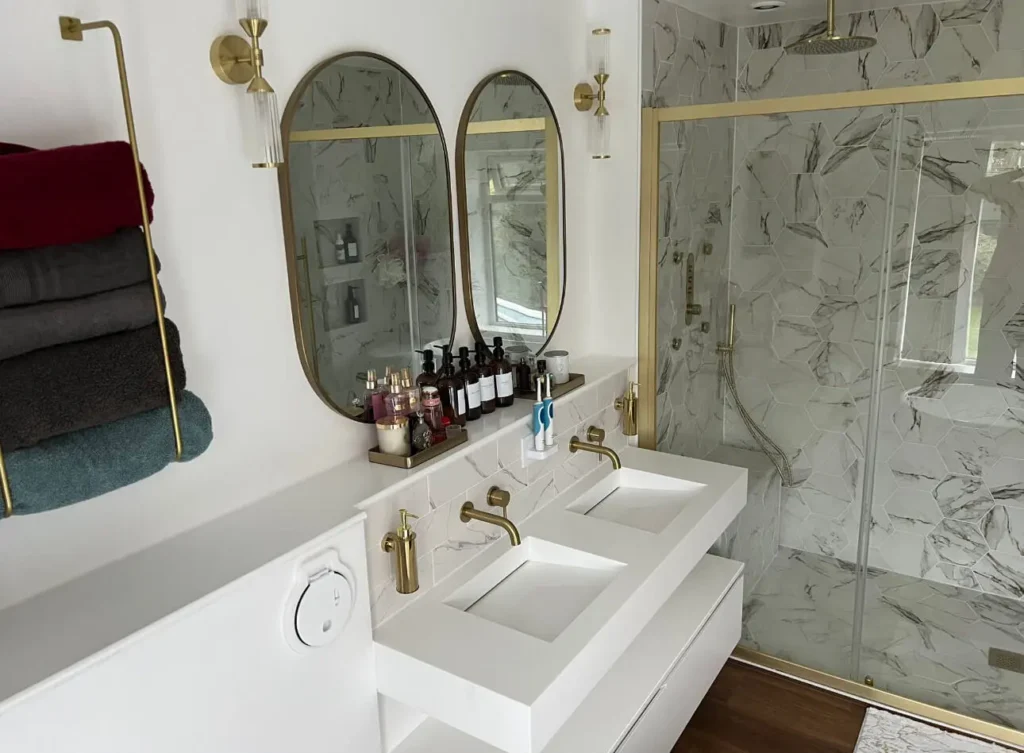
[858,98,1024,730]
[651,104,902,681]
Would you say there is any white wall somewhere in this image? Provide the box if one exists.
[0,514,381,753]
[0,0,653,610]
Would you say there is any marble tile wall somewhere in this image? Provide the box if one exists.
[746,548,1024,731]
[727,0,1024,602]
[363,370,629,628]
[644,0,785,586]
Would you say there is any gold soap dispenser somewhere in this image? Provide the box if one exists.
[381,508,419,594]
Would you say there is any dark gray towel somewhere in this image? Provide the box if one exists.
[0,320,186,451]
[0,227,155,308]
[0,282,162,360]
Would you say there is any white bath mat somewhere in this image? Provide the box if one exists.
[855,708,1015,753]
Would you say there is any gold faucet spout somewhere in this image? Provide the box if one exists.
[460,502,522,546]
[569,437,622,470]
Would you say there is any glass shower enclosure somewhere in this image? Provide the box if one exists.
[639,78,1024,741]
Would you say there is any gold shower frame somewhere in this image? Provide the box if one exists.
[638,76,1024,748]
[0,16,183,519]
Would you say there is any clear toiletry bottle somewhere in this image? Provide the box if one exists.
[385,373,410,417]
[368,369,388,421]
[421,386,445,443]
[458,346,482,421]
[491,336,515,408]
[475,341,496,414]
[400,367,421,416]
[364,369,380,422]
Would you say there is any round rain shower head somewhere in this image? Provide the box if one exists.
[785,0,877,55]
[785,33,876,54]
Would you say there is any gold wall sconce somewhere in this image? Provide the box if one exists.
[209,0,283,168]
[574,27,611,159]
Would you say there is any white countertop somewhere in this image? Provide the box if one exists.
[374,448,747,753]
[0,354,633,709]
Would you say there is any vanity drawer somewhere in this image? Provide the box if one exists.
[613,577,742,753]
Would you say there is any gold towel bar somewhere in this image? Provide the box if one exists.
[0,16,183,519]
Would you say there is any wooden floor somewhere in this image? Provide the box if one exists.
[674,660,868,753]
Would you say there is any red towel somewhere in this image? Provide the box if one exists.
[0,141,154,250]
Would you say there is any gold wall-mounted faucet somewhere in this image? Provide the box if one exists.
[382,509,419,594]
[461,486,521,546]
[570,426,622,470]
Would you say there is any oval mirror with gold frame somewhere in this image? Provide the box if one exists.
[278,53,457,422]
[455,71,566,356]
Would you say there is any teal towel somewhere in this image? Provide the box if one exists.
[3,390,212,517]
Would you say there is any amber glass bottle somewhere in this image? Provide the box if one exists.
[435,345,466,427]
[491,337,515,408]
[458,346,482,421]
[475,341,496,414]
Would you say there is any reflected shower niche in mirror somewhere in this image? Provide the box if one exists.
[456,71,566,354]
[279,53,456,422]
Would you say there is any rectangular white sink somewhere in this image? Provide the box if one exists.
[566,468,706,534]
[374,447,748,753]
[446,538,625,642]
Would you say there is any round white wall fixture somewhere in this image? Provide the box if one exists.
[283,549,357,653]
[295,569,353,648]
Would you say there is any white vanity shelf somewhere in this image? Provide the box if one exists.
[393,555,743,753]
[376,449,748,753]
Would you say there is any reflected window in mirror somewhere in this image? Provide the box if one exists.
[456,71,565,355]
[898,112,1024,383]
[279,53,456,421]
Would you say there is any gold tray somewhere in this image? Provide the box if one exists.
[514,372,586,402]
[368,427,468,469]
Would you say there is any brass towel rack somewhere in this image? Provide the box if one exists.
[0,16,183,519]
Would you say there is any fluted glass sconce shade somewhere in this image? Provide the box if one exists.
[246,83,283,168]
[575,27,611,159]
[588,112,611,160]
[237,0,269,21]
[588,27,611,79]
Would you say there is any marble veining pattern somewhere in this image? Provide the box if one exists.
[722,0,1024,607]
[745,548,1024,731]
[855,708,1013,752]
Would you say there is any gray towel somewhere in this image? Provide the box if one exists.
[0,226,155,308]
[4,390,213,517]
[0,282,162,360]
[0,320,186,451]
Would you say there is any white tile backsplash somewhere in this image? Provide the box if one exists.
[366,368,632,627]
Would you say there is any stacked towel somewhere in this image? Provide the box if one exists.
[0,321,186,451]
[0,141,211,516]
[0,227,155,308]
[6,391,213,515]
[0,141,154,249]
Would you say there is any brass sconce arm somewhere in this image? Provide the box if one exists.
[574,73,609,116]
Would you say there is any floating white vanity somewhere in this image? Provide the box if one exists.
[376,447,747,753]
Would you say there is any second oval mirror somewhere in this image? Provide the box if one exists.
[456,71,565,355]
